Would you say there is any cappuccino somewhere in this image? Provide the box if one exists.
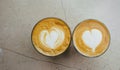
[73,19,110,57]
[31,18,71,56]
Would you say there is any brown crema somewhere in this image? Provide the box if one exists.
[73,19,110,57]
[32,18,71,56]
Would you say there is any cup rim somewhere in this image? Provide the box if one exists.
[31,17,72,57]
[72,19,111,58]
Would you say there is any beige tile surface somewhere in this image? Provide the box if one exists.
[0,0,120,70]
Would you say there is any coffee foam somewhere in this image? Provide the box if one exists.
[82,29,102,52]
[40,27,65,49]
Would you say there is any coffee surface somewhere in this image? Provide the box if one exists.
[73,19,110,57]
[32,18,71,56]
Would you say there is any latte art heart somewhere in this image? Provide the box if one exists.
[82,29,102,52]
[40,27,65,49]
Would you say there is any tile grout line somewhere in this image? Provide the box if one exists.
[1,47,79,70]
[61,0,67,21]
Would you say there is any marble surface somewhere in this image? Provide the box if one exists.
[0,0,120,70]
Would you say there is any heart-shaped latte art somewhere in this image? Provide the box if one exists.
[82,29,102,52]
[40,28,65,49]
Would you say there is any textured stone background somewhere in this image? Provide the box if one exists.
[0,0,120,70]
